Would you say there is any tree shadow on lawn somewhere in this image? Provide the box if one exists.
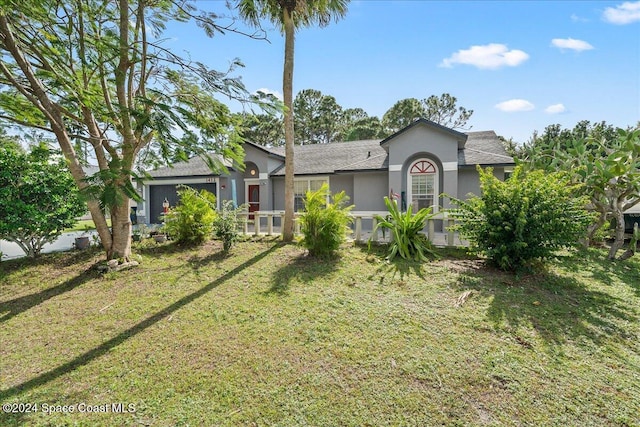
[353,243,427,285]
[0,243,280,402]
[0,266,98,324]
[267,251,340,295]
[452,261,638,357]
[554,247,640,297]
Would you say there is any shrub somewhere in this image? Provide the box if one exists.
[0,143,86,258]
[164,185,216,245]
[213,200,247,253]
[370,196,436,261]
[451,166,594,271]
[299,183,354,258]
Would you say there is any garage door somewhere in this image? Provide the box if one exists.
[148,182,217,224]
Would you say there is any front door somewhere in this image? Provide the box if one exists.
[248,184,260,219]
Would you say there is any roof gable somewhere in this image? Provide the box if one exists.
[380,118,468,149]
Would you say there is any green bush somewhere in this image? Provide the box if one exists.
[300,183,354,258]
[213,200,246,253]
[451,166,593,271]
[370,196,436,261]
[164,185,216,245]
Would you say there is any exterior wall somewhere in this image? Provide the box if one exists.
[243,144,282,211]
[353,172,388,211]
[272,177,285,211]
[145,179,218,224]
[457,167,506,199]
[386,124,461,210]
[457,168,481,199]
[329,175,354,204]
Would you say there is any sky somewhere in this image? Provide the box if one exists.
[165,0,640,144]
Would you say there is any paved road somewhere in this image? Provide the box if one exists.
[0,230,99,260]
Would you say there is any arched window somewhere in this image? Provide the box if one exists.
[408,159,439,212]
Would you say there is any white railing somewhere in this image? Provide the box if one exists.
[238,210,459,247]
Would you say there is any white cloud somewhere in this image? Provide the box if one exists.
[439,43,529,70]
[254,87,283,100]
[571,14,589,23]
[551,38,594,52]
[603,1,640,25]
[545,103,566,114]
[495,99,535,112]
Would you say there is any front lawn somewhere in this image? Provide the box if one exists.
[0,240,638,426]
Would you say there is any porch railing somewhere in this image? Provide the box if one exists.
[237,210,460,247]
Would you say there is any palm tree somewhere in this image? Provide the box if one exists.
[236,0,348,241]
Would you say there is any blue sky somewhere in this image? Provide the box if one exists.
[167,1,640,143]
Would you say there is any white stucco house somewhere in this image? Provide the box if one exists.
[137,118,516,225]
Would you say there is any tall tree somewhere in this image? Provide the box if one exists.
[294,88,344,144]
[0,1,254,260]
[235,112,285,146]
[236,0,348,241]
[422,93,473,130]
[382,93,474,136]
[341,108,383,141]
[382,98,425,136]
[525,121,640,260]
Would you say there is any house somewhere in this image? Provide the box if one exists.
[138,118,515,225]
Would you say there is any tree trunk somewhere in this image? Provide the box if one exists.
[107,197,132,261]
[583,207,607,247]
[608,201,625,260]
[281,7,295,242]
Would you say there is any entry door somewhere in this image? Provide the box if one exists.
[248,184,260,219]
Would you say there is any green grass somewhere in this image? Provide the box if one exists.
[64,219,112,233]
[1,240,639,426]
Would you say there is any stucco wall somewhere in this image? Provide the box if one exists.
[329,175,354,204]
[457,166,506,200]
[272,177,285,211]
[386,125,460,166]
[353,172,388,211]
[385,124,462,210]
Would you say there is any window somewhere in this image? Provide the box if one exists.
[294,178,327,211]
[408,159,438,212]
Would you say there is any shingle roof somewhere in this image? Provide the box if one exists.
[147,129,513,179]
[459,131,514,166]
[270,139,387,175]
[148,154,231,178]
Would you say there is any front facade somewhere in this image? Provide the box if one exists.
[137,119,515,225]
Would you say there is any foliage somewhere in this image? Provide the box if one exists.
[213,200,247,253]
[0,142,85,257]
[382,98,425,135]
[422,93,473,130]
[235,112,285,146]
[164,186,217,245]
[382,93,473,136]
[452,166,593,271]
[294,89,345,144]
[524,123,640,259]
[236,0,348,242]
[342,108,384,141]
[299,183,354,257]
[1,243,639,426]
[0,1,263,260]
[371,196,436,261]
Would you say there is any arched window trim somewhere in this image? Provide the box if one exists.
[407,158,439,213]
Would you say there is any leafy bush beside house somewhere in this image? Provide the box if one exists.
[164,185,217,245]
[299,183,354,258]
[0,143,86,258]
[452,166,593,271]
